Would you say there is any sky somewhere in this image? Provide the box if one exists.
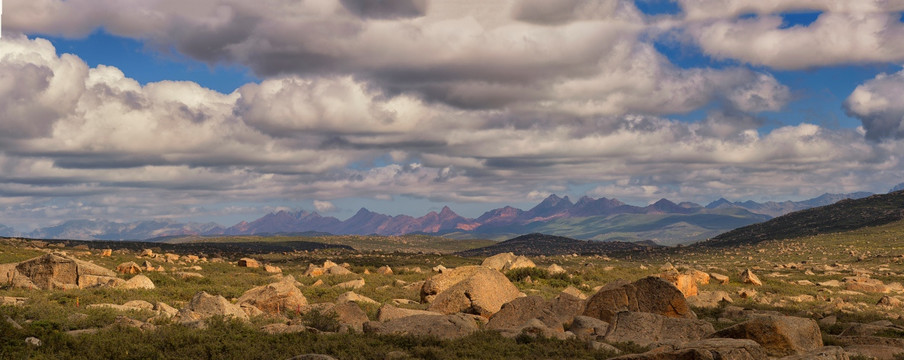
[1,0,904,231]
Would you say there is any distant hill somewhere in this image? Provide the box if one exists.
[705,192,874,217]
[891,183,904,193]
[455,233,658,257]
[0,224,15,237]
[699,191,904,247]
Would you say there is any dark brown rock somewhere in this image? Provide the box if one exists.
[583,276,696,323]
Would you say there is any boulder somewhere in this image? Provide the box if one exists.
[335,279,365,289]
[322,260,338,269]
[100,249,112,257]
[689,270,711,285]
[376,266,393,275]
[740,269,762,286]
[583,276,696,323]
[547,264,566,275]
[325,265,352,276]
[603,311,715,347]
[609,338,768,360]
[487,293,584,332]
[711,315,822,357]
[502,256,536,271]
[303,264,325,277]
[327,302,370,332]
[481,253,518,271]
[238,258,260,268]
[562,286,587,300]
[499,318,573,341]
[264,265,282,274]
[843,344,904,360]
[710,273,730,284]
[163,253,180,262]
[688,291,733,309]
[119,275,155,290]
[176,291,249,324]
[10,254,122,290]
[377,304,442,322]
[363,313,480,340]
[659,272,699,297]
[779,346,849,360]
[335,291,378,305]
[139,249,153,257]
[844,277,889,293]
[423,266,522,317]
[237,275,307,315]
[568,315,610,341]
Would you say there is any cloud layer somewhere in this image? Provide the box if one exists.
[1,0,903,229]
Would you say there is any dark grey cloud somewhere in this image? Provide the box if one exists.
[340,0,428,19]
[512,0,584,25]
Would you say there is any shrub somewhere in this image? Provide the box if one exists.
[301,308,341,333]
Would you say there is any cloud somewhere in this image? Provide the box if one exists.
[845,69,904,140]
[678,0,904,69]
[313,200,337,213]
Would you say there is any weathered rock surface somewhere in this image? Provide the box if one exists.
[377,304,442,322]
[5,254,122,290]
[481,253,518,271]
[119,275,155,290]
[116,262,142,274]
[740,269,762,286]
[659,272,699,297]
[238,258,260,268]
[422,266,521,317]
[486,294,584,332]
[364,313,479,339]
[176,291,249,324]
[568,315,609,341]
[237,275,307,315]
[583,276,696,323]
[711,315,822,357]
[603,311,715,347]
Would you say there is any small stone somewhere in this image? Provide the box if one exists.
[25,337,41,347]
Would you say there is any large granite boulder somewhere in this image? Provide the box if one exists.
[6,254,122,290]
[422,266,521,317]
[583,276,695,323]
[237,275,307,315]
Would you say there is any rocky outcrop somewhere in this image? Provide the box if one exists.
[422,266,522,317]
[583,276,695,323]
[5,254,122,290]
[712,315,822,357]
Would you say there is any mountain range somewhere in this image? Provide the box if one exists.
[700,189,904,248]
[0,191,881,244]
